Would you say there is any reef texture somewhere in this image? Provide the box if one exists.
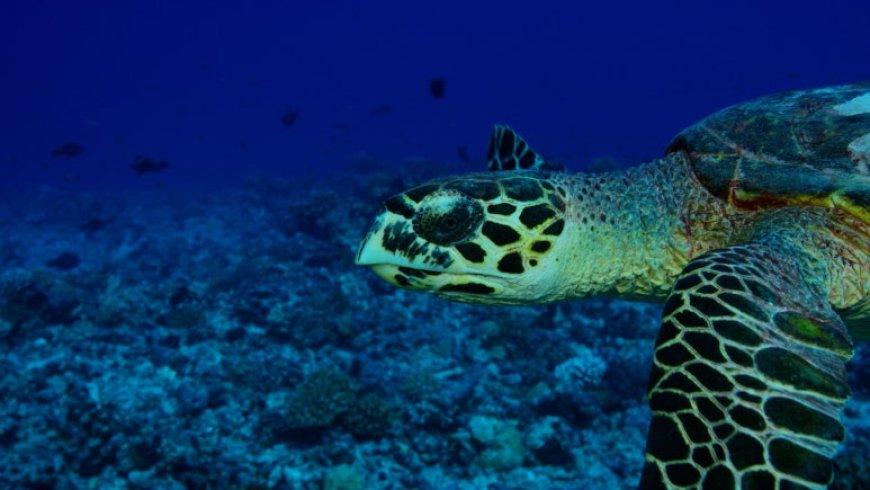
[0,164,866,489]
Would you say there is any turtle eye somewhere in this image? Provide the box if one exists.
[413,196,483,245]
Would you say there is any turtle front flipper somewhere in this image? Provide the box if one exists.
[641,242,853,489]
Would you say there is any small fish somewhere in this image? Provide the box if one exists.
[281,109,299,128]
[51,143,84,159]
[131,156,170,176]
[429,78,446,99]
[456,145,470,163]
[46,252,80,271]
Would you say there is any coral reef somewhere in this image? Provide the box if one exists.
[0,169,865,489]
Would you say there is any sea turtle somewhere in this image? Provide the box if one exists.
[355,83,870,489]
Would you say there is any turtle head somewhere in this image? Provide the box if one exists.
[355,172,571,305]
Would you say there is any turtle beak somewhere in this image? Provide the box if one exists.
[355,214,390,266]
[355,236,391,267]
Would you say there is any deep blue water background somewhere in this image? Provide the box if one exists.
[1,2,870,489]
[3,0,870,190]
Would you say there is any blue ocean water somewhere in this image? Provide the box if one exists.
[0,1,868,488]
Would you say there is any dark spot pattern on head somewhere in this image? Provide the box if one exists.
[405,184,440,202]
[413,197,483,246]
[481,221,521,245]
[439,282,495,294]
[519,203,556,229]
[444,180,501,200]
[487,203,516,215]
[497,252,524,273]
[543,219,565,236]
[394,274,410,287]
[384,196,414,219]
[382,221,421,256]
[398,266,426,278]
[501,178,544,201]
[531,241,551,253]
[429,249,453,267]
[455,241,486,263]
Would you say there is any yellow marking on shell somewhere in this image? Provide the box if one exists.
[732,188,831,208]
[832,191,870,225]
[733,184,870,227]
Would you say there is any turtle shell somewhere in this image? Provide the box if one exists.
[666,82,870,224]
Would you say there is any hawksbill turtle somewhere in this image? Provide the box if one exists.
[355,83,870,489]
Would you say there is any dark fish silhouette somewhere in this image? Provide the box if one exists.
[79,218,113,233]
[456,145,470,163]
[46,252,80,271]
[281,110,299,128]
[51,143,84,159]
[429,78,446,99]
[132,156,170,176]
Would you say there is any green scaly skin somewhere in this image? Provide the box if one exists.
[357,153,868,314]
[356,86,870,488]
